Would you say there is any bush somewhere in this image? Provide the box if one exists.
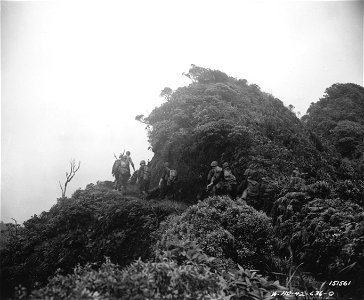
[156,196,275,270]
[303,181,332,198]
[334,179,364,206]
[0,182,187,299]
[16,241,285,300]
[273,192,364,299]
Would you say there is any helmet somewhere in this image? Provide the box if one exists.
[210,161,218,167]
[245,169,260,180]
[292,168,300,176]
[140,160,146,165]
[244,169,253,176]
[222,162,229,169]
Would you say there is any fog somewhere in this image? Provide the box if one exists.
[2,0,363,223]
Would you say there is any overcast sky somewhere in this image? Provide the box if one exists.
[1,0,363,223]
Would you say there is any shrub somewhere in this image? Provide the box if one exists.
[156,196,275,270]
[303,181,332,198]
[16,241,284,300]
[334,179,364,206]
[0,182,187,299]
[273,193,364,299]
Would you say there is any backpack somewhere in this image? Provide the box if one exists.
[212,167,223,180]
[223,169,237,185]
[112,159,121,175]
[247,179,260,198]
[211,167,223,189]
[167,169,177,184]
[119,160,129,175]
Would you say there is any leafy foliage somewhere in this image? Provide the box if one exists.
[334,179,364,206]
[0,181,187,299]
[156,196,275,271]
[144,65,344,201]
[0,221,19,251]
[140,67,364,299]
[272,182,364,297]
[303,83,364,177]
[3,66,364,299]
[16,241,284,300]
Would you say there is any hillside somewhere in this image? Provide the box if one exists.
[143,65,359,203]
[0,182,187,299]
[303,83,364,177]
[1,66,363,299]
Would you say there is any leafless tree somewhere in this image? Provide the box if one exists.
[59,159,81,198]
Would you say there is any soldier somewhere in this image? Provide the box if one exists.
[241,169,260,205]
[137,160,151,198]
[112,155,122,191]
[159,162,178,200]
[125,151,135,173]
[222,162,238,200]
[289,167,305,189]
[119,155,131,195]
[206,161,223,196]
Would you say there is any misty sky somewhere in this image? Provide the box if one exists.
[1,0,363,223]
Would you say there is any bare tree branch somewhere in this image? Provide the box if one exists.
[59,181,64,196]
[59,159,81,198]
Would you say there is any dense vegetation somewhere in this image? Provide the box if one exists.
[303,83,364,172]
[0,182,187,299]
[141,65,364,298]
[156,196,275,271]
[143,66,357,201]
[1,65,363,299]
[13,241,284,300]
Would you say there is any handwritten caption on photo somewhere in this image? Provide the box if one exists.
[271,290,335,298]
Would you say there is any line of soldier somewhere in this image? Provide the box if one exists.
[206,161,306,211]
[112,152,177,199]
[206,161,239,200]
[112,153,288,204]
[206,160,278,207]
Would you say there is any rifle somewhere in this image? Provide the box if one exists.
[114,149,125,160]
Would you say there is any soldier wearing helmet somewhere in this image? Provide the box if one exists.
[125,151,135,173]
[240,168,260,203]
[119,155,131,195]
[158,161,178,200]
[112,155,122,191]
[206,161,223,196]
[137,160,151,198]
[111,154,130,194]
[211,161,218,167]
[221,162,238,199]
[207,161,218,184]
